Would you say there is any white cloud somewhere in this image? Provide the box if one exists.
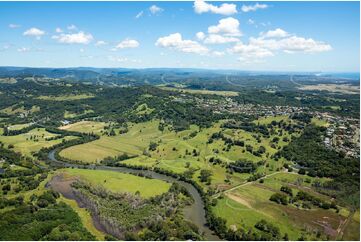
[196,32,205,40]
[208,17,242,37]
[53,31,93,44]
[156,33,209,55]
[149,5,163,15]
[261,28,289,38]
[241,3,268,12]
[229,29,332,62]
[67,24,77,30]
[230,42,274,59]
[17,47,31,52]
[249,35,332,52]
[55,27,63,33]
[204,34,239,44]
[135,11,144,18]
[9,24,20,28]
[23,27,45,39]
[79,48,85,53]
[115,39,140,49]
[95,40,107,46]
[193,0,237,15]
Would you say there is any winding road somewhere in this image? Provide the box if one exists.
[47,150,220,241]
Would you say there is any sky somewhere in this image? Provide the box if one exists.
[0,1,359,72]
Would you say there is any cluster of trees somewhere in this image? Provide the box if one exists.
[278,125,359,207]
[100,153,137,166]
[71,180,202,240]
[0,192,95,240]
[2,124,39,136]
[229,159,258,173]
[269,185,337,211]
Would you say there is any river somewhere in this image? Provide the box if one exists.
[47,150,220,240]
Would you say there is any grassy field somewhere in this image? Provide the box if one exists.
[59,120,163,163]
[7,123,32,130]
[0,105,40,114]
[311,117,329,127]
[0,128,77,158]
[60,120,106,134]
[58,116,296,191]
[299,84,359,94]
[37,94,95,101]
[159,86,239,96]
[342,210,360,241]
[60,168,171,198]
[213,172,348,240]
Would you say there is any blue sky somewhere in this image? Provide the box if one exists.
[0,1,359,72]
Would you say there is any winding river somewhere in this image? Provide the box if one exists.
[47,150,220,241]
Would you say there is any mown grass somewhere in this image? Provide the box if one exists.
[61,168,171,198]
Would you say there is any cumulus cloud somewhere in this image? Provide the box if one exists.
[115,39,140,49]
[208,17,242,37]
[204,34,239,44]
[23,27,45,39]
[261,28,289,38]
[55,27,63,33]
[135,11,144,18]
[196,32,206,40]
[149,5,163,15]
[249,35,332,53]
[229,28,332,62]
[193,0,237,15]
[230,42,274,58]
[241,3,268,12]
[9,24,20,28]
[156,33,209,55]
[52,31,93,44]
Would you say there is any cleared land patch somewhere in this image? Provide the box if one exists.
[298,84,359,94]
[37,94,95,101]
[160,86,239,96]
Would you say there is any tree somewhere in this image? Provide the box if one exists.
[199,169,212,183]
